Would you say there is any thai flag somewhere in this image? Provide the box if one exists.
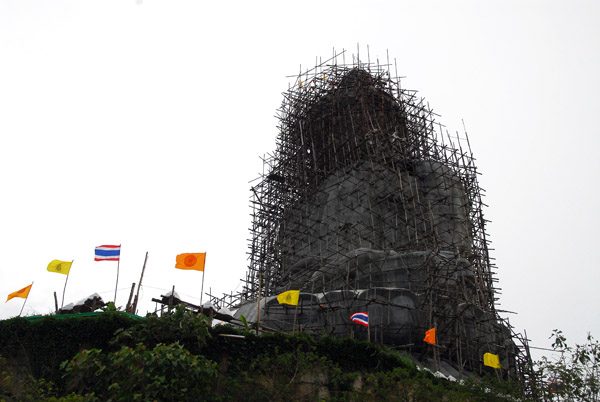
[350,312,369,327]
[95,245,121,261]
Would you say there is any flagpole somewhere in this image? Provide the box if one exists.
[18,281,33,317]
[114,244,121,304]
[200,253,206,314]
[292,301,299,334]
[367,318,370,343]
[256,270,262,335]
[61,260,73,310]
[433,321,439,372]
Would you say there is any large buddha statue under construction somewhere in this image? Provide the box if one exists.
[237,56,519,377]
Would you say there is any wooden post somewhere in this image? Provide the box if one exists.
[125,283,135,312]
[132,252,148,315]
[169,285,175,309]
[53,292,58,313]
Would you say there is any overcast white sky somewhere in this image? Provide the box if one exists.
[1,0,598,360]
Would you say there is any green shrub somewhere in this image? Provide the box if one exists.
[111,304,211,354]
[61,342,218,402]
[0,312,138,386]
[0,355,89,402]
[0,311,531,401]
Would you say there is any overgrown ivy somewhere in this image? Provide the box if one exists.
[0,307,530,401]
[61,342,218,402]
[110,304,212,354]
[0,312,138,387]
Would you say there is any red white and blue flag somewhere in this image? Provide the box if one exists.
[350,312,369,327]
[95,245,121,261]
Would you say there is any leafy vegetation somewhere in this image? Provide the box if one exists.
[0,312,139,387]
[0,307,540,401]
[110,304,211,354]
[61,342,218,402]
[535,329,600,401]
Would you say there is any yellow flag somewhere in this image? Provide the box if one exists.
[6,284,32,302]
[483,353,501,369]
[277,290,300,306]
[47,260,72,275]
[175,253,206,271]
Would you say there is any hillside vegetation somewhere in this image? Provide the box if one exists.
[0,306,528,401]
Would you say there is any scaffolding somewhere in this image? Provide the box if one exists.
[210,50,531,384]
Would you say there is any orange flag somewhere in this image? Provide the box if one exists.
[424,328,436,345]
[175,253,206,271]
[6,284,32,303]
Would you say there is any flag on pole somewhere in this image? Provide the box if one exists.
[483,353,501,369]
[424,328,436,345]
[95,245,121,261]
[47,260,72,275]
[276,290,300,306]
[350,312,369,327]
[6,284,32,302]
[175,253,206,271]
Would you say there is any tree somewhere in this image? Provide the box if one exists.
[536,330,600,401]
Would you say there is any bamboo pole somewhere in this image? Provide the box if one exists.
[169,285,175,309]
[132,252,148,314]
[125,282,135,312]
